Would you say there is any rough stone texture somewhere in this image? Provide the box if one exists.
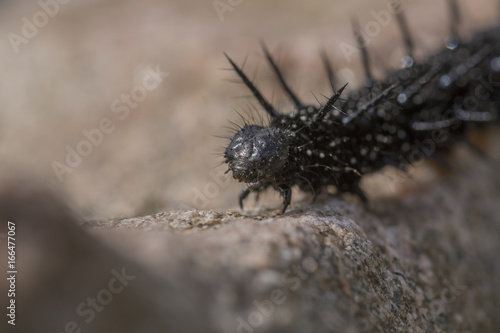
[2,143,499,333]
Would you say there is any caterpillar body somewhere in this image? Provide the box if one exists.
[222,2,500,213]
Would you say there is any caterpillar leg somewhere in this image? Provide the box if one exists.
[239,186,253,210]
[276,185,292,214]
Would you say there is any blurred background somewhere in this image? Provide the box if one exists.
[0,0,497,220]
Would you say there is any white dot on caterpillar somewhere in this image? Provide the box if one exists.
[329,139,342,147]
[319,152,325,159]
[306,149,312,156]
[439,75,451,88]
[300,115,307,121]
[397,93,407,104]
[444,36,459,50]
[350,157,357,165]
[401,55,414,68]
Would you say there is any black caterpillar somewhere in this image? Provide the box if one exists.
[222,1,500,213]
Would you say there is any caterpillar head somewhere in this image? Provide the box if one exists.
[224,125,291,183]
